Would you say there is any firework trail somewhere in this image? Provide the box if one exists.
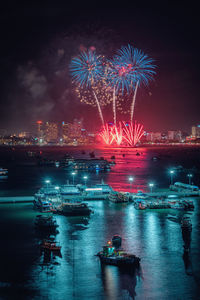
[133,122,144,145]
[99,124,112,145]
[123,122,134,146]
[70,50,105,125]
[123,122,144,146]
[130,81,139,123]
[113,86,116,125]
[110,122,123,145]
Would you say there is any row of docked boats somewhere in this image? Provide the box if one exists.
[133,197,194,211]
[33,196,93,216]
[33,184,100,216]
[36,182,113,201]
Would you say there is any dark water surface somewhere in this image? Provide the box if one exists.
[0,146,200,299]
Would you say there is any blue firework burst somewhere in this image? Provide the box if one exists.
[108,44,156,94]
[70,50,104,87]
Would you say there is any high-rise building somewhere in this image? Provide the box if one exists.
[45,122,58,143]
[62,122,71,142]
[191,125,200,138]
[36,121,44,138]
[168,130,182,141]
[71,118,83,138]
[146,132,162,142]
[62,119,85,143]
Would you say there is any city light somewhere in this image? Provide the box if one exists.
[128,176,134,192]
[149,183,154,193]
[45,180,50,188]
[71,172,76,185]
[187,174,193,185]
[169,170,174,185]
[83,176,88,186]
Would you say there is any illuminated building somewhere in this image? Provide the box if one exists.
[146,132,162,142]
[18,132,31,138]
[62,122,71,142]
[36,121,44,138]
[45,122,58,143]
[168,130,182,142]
[62,119,87,144]
[70,118,83,138]
[191,125,200,138]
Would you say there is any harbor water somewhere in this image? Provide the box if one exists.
[0,146,200,299]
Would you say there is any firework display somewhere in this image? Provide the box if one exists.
[70,45,156,146]
[69,50,103,87]
[112,45,156,122]
[70,50,105,125]
[99,122,144,146]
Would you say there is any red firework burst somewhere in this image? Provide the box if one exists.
[99,121,144,146]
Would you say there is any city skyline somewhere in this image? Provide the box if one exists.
[0,2,200,133]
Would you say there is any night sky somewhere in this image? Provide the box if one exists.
[0,1,199,134]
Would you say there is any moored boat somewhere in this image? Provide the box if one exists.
[96,237,140,268]
[41,240,61,252]
[33,194,53,212]
[54,202,92,216]
[134,199,147,210]
[108,192,129,203]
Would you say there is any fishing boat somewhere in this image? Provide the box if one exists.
[134,199,147,210]
[41,240,61,252]
[54,202,92,216]
[96,237,140,268]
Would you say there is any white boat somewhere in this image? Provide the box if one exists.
[82,184,113,200]
[35,187,62,205]
[60,185,81,198]
[94,183,113,194]
[170,182,199,192]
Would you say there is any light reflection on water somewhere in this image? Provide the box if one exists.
[0,146,200,299]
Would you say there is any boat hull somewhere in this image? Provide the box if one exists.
[97,254,140,268]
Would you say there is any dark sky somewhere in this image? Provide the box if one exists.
[0,1,200,134]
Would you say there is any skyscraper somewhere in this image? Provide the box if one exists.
[36,121,44,138]
[191,125,200,138]
[45,122,58,143]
